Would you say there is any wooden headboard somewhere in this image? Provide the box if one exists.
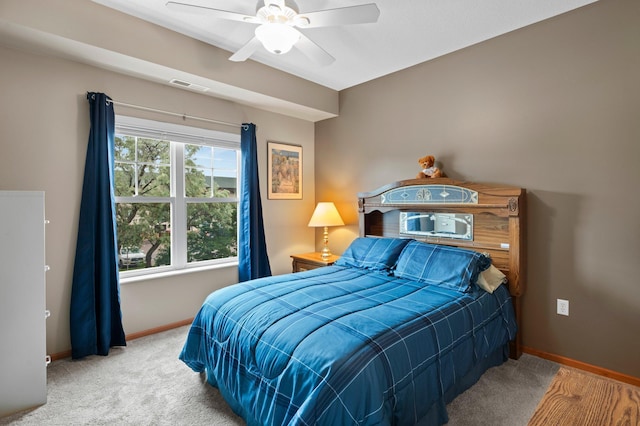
[357,178,526,358]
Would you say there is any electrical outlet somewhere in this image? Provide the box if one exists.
[557,299,569,316]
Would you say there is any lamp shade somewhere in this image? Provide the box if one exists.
[308,202,344,227]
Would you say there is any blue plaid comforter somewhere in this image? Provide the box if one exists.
[180,266,517,425]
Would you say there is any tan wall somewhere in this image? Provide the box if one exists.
[316,0,640,378]
[0,46,316,356]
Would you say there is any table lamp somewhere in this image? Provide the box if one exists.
[308,202,344,260]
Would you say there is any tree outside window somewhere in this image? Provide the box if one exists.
[114,123,239,275]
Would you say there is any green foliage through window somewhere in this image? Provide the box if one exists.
[114,128,239,274]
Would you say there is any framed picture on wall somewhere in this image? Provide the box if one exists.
[267,141,302,199]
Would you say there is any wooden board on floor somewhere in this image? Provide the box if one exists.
[529,367,640,426]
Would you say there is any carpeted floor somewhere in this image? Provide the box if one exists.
[0,326,559,426]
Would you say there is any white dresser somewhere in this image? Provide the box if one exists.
[0,191,48,417]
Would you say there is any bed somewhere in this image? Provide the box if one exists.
[180,178,526,425]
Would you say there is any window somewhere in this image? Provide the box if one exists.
[114,116,240,277]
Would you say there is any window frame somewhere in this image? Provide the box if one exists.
[114,115,241,280]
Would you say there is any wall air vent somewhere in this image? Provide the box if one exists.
[169,79,210,92]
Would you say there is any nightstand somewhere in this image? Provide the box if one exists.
[290,252,340,273]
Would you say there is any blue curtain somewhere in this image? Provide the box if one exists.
[239,123,272,281]
[70,92,126,359]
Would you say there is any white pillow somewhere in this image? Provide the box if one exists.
[476,265,507,293]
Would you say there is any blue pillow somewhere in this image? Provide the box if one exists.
[334,237,412,272]
[393,240,491,292]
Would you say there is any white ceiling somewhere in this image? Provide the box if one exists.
[92,0,597,91]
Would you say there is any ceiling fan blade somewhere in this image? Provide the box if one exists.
[229,37,262,62]
[294,32,335,66]
[166,1,257,23]
[297,3,380,28]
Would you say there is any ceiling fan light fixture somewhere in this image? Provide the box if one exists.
[255,23,300,55]
[166,0,379,64]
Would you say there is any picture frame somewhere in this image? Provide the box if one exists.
[267,141,302,199]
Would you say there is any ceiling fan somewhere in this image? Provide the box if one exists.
[166,0,380,66]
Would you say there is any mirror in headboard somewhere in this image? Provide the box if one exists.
[400,212,473,240]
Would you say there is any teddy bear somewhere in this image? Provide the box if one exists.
[416,155,443,178]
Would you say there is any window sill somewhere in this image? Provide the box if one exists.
[120,260,238,285]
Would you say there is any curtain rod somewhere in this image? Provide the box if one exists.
[108,99,245,129]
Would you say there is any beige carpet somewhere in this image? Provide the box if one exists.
[1,326,559,425]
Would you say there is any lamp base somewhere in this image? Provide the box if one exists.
[321,226,331,260]
[320,246,332,261]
